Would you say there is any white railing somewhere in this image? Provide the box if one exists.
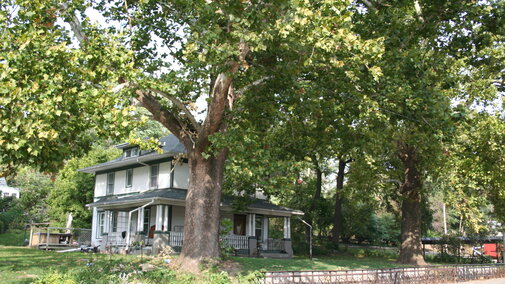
[264,238,283,251]
[168,231,183,247]
[106,233,127,246]
[221,234,249,250]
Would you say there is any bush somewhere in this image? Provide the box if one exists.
[425,253,493,264]
[34,257,237,284]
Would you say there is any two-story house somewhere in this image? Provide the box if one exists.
[80,134,303,257]
[0,178,19,198]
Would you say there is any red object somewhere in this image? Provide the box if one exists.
[484,243,499,258]
[296,179,303,185]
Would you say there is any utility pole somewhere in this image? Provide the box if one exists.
[298,217,313,260]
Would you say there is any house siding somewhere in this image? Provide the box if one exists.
[114,170,126,195]
[95,174,107,196]
[173,163,189,189]
[133,166,150,192]
[158,162,171,188]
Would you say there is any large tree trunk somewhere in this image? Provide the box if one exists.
[331,158,347,249]
[176,149,227,272]
[138,46,246,272]
[397,142,427,266]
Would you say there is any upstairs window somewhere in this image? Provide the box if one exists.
[106,173,115,195]
[124,147,139,158]
[150,164,159,188]
[125,169,133,188]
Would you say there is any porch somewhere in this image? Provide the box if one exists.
[95,203,294,258]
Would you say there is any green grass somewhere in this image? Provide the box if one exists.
[0,246,409,283]
[233,253,402,273]
[0,246,132,283]
[0,230,26,246]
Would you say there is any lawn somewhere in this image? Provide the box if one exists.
[233,253,401,273]
[0,230,26,246]
[0,246,133,284]
[0,245,407,283]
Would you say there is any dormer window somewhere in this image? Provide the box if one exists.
[124,147,139,158]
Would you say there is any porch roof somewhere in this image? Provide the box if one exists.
[88,188,304,216]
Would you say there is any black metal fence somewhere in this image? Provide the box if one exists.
[263,264,505,283]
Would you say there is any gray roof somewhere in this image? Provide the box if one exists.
[88,188,303,215]
[79,135,186,173]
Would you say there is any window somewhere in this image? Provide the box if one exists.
[255,215,263,241]
[124,147,139,158]
[106,173,115,195]
[125,169,133,188]
[132,147,139,156]
[143,208,151,233]
[111,211,118,232]
[150,164,159,188]
[3,193,9,197]
[97,211,105,238]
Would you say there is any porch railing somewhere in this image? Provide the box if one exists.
[263,238,283,251]
[106,233,127,246]
[168,231,183,247]
[221,234,249,250]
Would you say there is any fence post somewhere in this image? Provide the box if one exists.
[45,227,49,250]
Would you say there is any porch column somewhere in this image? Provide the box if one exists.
[155,205,163,231]
[163,205,169,232]
[283,217,291,239]
[104,210,112,233]
[262,216,269,241]
[153,205,166,255]
[137,207,144,233]
[247,213,256,236]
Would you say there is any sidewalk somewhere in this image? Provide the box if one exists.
[455,278,505,284]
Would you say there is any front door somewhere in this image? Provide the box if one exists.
[233,214,246,235]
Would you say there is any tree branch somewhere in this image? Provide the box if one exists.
[136,90,194,150]
[59,3,87,43]
[361,0,378,12]
[414,1,425,23]
[382,179,403,185]
[236,76,272,97]
[144,87,202,134]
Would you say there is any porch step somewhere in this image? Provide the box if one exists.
[130,246,153,255]
[260,252,292,259]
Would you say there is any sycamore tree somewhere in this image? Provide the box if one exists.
[0,0,383,271]
[353,0,504,265]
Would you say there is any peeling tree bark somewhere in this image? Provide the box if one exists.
[397,142,427,266]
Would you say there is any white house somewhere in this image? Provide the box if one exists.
[0,178,19,198]
[80,135,303,257]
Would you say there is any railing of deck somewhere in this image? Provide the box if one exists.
[221,234,249,249]
[106,233,127,246]
[264,238,283,251]
[168,231,183,247]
